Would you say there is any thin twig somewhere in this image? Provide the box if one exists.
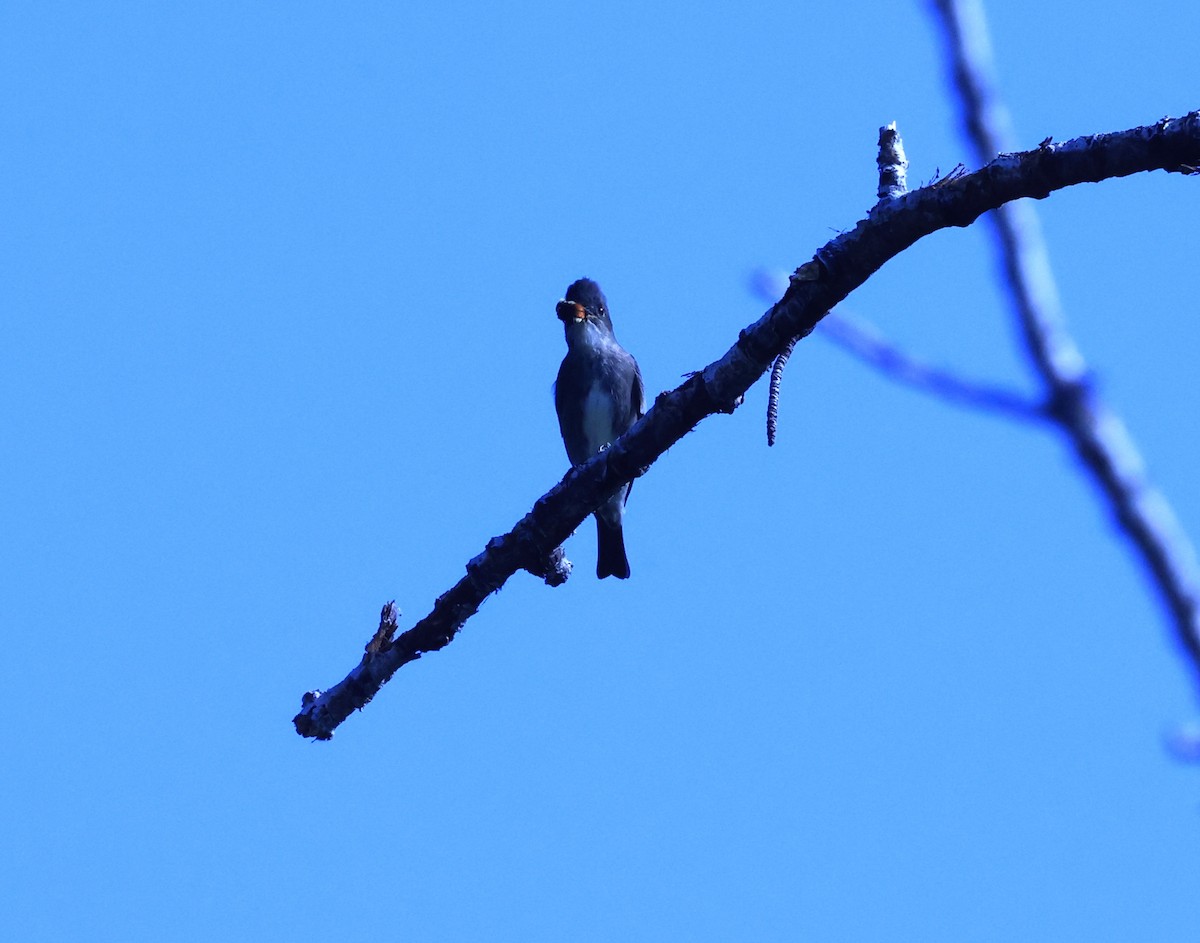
[822,311,1047,421]
[930,0,1200,695]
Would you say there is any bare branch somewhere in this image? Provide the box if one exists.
[931,0,1200,698]
[822,311,1047,421]
[932,0,1083,381]
[295,111,1200,740]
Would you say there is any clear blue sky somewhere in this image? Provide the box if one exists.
[4,2,1199,940]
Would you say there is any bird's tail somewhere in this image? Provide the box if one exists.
[595,516,630,579]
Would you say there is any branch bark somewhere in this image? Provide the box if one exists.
[294,111,1200,740]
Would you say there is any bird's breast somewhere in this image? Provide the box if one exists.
[581,382,617,455]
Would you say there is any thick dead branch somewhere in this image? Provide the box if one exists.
[295,111,1200,740]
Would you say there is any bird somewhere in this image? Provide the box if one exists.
[554,278,646,579]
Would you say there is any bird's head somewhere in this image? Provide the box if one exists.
[557,278,614,337]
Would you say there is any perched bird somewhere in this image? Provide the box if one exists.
[554,278,646,579]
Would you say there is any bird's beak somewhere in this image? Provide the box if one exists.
[556,300,586,323]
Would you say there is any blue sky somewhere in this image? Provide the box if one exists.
[4,2,1199,940]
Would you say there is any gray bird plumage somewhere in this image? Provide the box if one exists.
[554,278,645,579]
